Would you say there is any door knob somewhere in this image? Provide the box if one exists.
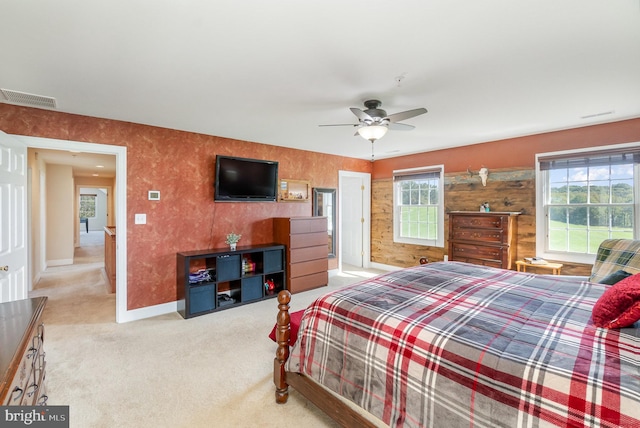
[0,266,8,271]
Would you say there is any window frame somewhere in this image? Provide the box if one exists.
[535,143,640,264]
[392,165,445,248]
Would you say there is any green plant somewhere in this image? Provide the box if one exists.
[225,233,241,244]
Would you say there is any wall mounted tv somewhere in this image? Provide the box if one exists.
[214,155,279,202]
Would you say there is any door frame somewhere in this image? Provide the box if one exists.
[14,135,129,323]
[338,170,371,271]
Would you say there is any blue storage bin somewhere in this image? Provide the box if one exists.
[217,254,240,281]
[189,283,215,315]
[264,249,283,273]
[241,276,263,302]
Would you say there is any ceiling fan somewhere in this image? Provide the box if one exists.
[320,99,427,140]
[320,99,427,160]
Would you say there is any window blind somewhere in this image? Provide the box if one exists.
[539,148,640,171]
[393,168,441,181]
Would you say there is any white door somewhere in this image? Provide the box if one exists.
[339,171,371,268]
[0,130,28,302]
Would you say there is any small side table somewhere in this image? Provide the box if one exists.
[515,260,563,275]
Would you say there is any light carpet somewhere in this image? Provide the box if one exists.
[30,249,384,428]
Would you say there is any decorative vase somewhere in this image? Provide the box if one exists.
[230,243,237,251]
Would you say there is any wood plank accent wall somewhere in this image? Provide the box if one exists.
[371,167,592,276]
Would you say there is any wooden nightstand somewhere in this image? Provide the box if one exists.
[515,260,563,275]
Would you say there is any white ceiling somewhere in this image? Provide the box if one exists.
[33,148,116,178]
[2,1,640,161]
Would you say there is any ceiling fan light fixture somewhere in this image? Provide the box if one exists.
[357,125,388,142]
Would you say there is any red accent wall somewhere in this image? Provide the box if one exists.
[4,103,640,310]
[373,118,640,178]
[0,104,370,310]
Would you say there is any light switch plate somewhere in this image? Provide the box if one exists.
[135,214,146,224]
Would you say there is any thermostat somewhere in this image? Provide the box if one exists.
[148,191,160,201]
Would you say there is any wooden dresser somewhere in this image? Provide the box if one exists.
[273,217,328,294]
[448,211,520,269]
[0,297,49,406]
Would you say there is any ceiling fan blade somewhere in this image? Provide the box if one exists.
[389,122,415,131]
[386,108,427,123]
[318,124,358,127]
[350,107,373,122]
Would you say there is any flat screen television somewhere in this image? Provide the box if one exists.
[214,155,279,202]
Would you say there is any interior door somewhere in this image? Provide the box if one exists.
[340,172,370,268]
[0,130,28,302]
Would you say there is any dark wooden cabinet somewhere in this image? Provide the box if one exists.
[448,211,519,269]
[1,297,48,406]
[273,217,328,293]
[177,244,286,319]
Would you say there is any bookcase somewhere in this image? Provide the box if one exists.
[176,244,286,319]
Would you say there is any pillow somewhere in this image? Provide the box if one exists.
[268,309,304,346]
[598,269,633,285]
[592,273,640,328]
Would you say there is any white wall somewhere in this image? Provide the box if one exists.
[75,177,116,223]
[28,150,44,285]
[79,187,107,231]
[46,164,74,266]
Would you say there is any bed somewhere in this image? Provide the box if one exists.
[273,260,640,428]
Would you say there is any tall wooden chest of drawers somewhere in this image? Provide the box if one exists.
[448,211,520,269]
[0,297,49,406]
[274,217,328,294]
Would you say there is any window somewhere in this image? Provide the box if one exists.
[79,194,97,218]
[393,165,444,247]
[537,146,640,263]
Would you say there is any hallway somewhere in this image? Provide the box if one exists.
[77,230,105,263]
[30,229,114,324]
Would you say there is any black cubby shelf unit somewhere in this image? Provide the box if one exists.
[176,244,286,319]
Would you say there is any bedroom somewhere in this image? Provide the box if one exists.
[1,1,639,426]
[0,0,638,317]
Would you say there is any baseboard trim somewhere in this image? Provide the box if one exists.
[369,261,402,272]
[118,265,397,323]
[46,258,74,267]
[118,301,178,323]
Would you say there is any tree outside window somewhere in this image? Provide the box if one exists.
[393,166,444,247]
[539,149,638,261]
[79,194,97,218]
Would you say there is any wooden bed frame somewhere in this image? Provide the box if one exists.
[273,290,379,428]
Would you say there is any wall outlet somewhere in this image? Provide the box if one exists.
[444,255,448,262]
[135,214,146,224]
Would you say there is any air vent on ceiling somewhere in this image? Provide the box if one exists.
[0,89,57,109]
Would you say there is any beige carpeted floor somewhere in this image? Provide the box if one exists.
[30,235,384,428]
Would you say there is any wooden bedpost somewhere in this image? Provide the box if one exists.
[274,289,291,404]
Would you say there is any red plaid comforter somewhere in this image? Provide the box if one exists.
[288,262,640,427]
